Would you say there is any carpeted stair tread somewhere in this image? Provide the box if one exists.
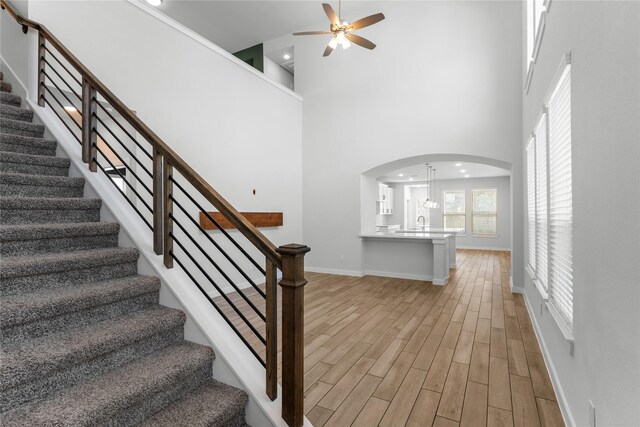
[0,246,138,279]
[0,81,11,93]
[0,92,20,107]
[0,117,44,138]
[0,103,33,122]
[0,171,85,197]
[0,274,160,329]
[0,196,102,224]
[0,221,119,256]
[0,171,84,187]
[0,196,101,210]
[0,150,69,170]
[0,342,214,426]
[0,306,186,389]
[0,133,57,156]
[141,380,248,427]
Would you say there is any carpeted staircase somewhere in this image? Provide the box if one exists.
[0,71,249,426]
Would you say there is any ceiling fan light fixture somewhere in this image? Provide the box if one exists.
[328,37,338,49]
[342,38,351,49]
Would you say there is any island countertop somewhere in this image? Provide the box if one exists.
[359,232,453,240]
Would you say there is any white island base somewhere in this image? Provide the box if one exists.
[359,233,453,285]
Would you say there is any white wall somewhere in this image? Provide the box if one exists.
[26,0,304,292]
[521,1,640,426]
[287,1,523,281]
[384,176,511,250]
[0,0,30,95]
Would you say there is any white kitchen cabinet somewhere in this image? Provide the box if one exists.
[377,183,394,215]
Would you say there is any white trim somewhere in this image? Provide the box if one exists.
[532,12,546,63]
[0,56,28,98]
[544,0,553,13]
[457,245,511,251]
[524,292,576,427]
[305,266,364,277]
[363,269,436,283]
[126,0,302,102]
[544,52,572,104]
[545,301,575,351]
[534,279,549,300]
[525,59,535,93]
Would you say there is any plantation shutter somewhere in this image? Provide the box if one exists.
[526,138,536,273]
[535,113,548,291]
[547,65,573,328]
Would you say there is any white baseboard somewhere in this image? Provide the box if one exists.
[523,292,575,427]
[305,266,364,277]
[510,275,524,294]
[363,269,434,282]
[457,245,512,251]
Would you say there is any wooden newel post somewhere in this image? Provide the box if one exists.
[277,243,310,427]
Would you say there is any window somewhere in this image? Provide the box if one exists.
[527,0,548,63]
[525,59,573,333]
[472,189,497,235]
[547,65,573,329]
[526,137,536,274]
[535,113,549,292]
[443,190,465,231]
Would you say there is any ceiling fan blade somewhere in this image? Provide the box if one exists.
[322,3,340,26]
[323,44,335,57]
[348,13,385,30]
[293,31,332,36]
[346,33,376,50]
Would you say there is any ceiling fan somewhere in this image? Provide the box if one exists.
[293,1,385,57]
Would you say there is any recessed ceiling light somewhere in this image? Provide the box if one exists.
[63,106,77,112]
[460,170,467,173]
[465,175,470,178]
[398,173,404,177]
[145,0,162,6]
[409,177,414,181]
[455,163,462,167]
[283,53,291,60]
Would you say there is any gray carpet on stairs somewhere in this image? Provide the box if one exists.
[0,72,248,425]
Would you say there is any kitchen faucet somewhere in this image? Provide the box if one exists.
[417,215,426,230]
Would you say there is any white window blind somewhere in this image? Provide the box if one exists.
[526,138,536,274]
[443,190,465,231]
[535,113,549,292]
[472,189,497,235]
[547,65,573,329]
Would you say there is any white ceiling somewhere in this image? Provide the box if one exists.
[378,161,511,183]
[155,1,381,53]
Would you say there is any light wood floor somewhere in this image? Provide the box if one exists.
[215,250,564,427]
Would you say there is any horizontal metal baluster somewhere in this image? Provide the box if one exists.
[44,59,81,101]
[170,210,266,322]
[170,252,266,366]
[97,103,153,160]
[95,115,153,179]
[170,231,267,345]
[170,194,266,299]
[171,178,267,277]
[44,45,82,86]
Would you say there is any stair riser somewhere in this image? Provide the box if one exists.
[0,93,21,107]
[95,364,213,427]
[0,208,101,225]
[0,142,56,157]
[1,123,44,139]
[1,326,184,413]
[0,106,33,122]
[1,234,118,257]
[0,161,68,176]
[0,82,11,93]
[0,183,84,198]
[1,262,138,296]
[1,291,159,345]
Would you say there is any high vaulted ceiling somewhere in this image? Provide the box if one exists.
[378,162,511,183]
[156,0,380,53]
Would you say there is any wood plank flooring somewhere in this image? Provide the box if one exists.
[214,250,564,427]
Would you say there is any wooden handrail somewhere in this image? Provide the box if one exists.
[0,0,281,268]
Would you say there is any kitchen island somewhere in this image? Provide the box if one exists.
[359,232,454,285]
